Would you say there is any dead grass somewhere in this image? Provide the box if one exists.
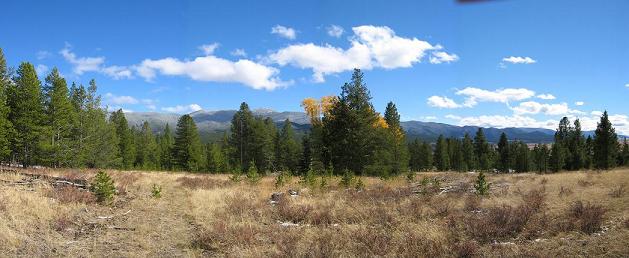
[0,168,628,257]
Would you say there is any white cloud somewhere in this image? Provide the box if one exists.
[625,83,629,88]
[271,25,297,40]
[60,46,104,74]
[106,106,133,113]
[427,96,461,108]
[35,64,49,76]
[36,50,51,60]
[269,25,452,82]
[429,51,459,64]
[452,115,557,129]
[105,93,139,105]
[445,114,462,120]
[230,49,247,57]
[575,101,584,106]
[162,104,202,114]
[101,65,133,80]
[60,44,132,79]
[511,101,571,115]
[537,94,556,100]
[199,43,220,55]
[502,56,536,64]
[455,87,535,107]
[326,25,344,38]
[136,55,287,90]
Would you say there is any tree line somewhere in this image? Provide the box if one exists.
[0,49,626,176]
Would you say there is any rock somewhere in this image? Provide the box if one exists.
[288,189,299,197]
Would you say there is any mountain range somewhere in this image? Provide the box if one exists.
[124,109,590,144]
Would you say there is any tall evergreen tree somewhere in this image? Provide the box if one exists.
[158,124,175,170]
[566,119,585,170]
[7,62,45,167]
[584,136,594,169]
[549,142,564,172]
[109,109,135,169]
[206,142,229,173]
[277,119,301,172]
[593,111,618,170]
[434,135,450,171]
[462,133,476,171]
[172,115,204,171]
[323,69,379,174]
[135,121,158,169]
[533,144,550,173]
[229,102,255,171]
[514,141,530,172]
[0,48,13,161]
[298,134,312,174]
[474,128,491,171]
[497,132,510,172]
[382,101,409,174]
[42,68,76,167]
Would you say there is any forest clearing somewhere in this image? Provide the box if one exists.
[0,167,627,257]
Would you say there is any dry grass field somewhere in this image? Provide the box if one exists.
[0,168,628,257]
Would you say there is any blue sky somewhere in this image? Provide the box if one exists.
[1,0,628,133]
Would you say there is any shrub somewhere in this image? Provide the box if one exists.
[300,168,317,188]
[558,186,573,197]
[246,161,260,184]
[568,201,606,234]
[151,184,162,198]
[474,171,491,196]
[355,178,365,191]
[274,171,289,189]
[47,186,96,204]
[90,171,116,204]
[405,171,415,183]
[340,169,354,188]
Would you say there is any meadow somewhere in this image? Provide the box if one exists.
[0,168,627,257]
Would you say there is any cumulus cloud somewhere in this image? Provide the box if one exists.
[271,25,297,40]
[162,104,202,114]
[449,115,557,129]
[105,93,139,105]
[537,94,556,100]
[455,87,535,107]
[199,43,220,55]
[502,56,536,64]
[625,83,629,88]
[575,101,584,106]
[427,96,461,108]
[511,101,571,115]
[60,44,133,79]
[136,54,286,90]
[429,51,459,64]
[326,25,344,38]
[230,49,247,57]
[269,25,453,82]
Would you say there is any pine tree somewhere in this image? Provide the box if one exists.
[434,135,450,171]
[584,136,594,169]
[549,142,564,172]
[7,62,45,167]
[474,128,491,171]
[593,111,618,170]
[620,138,629,167]
[533,144,550,173]
[158,124,175,170]
[135,121,158,169]
[323,69,379,175]
[42,68,76,167]
[420,141,433,171]
[514,141,530,172]
[462,133,476,171]
[206,142,229,173]
[567,119,585,170]
[229,102,255,171]
[298,134,312,174]
[497,132,510,172]
[82,81,121,168]
[0,48,13,161]
[172,115,204,171]
[382,101,409,174]
[277,119,301,172]
[109,109,135,169]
